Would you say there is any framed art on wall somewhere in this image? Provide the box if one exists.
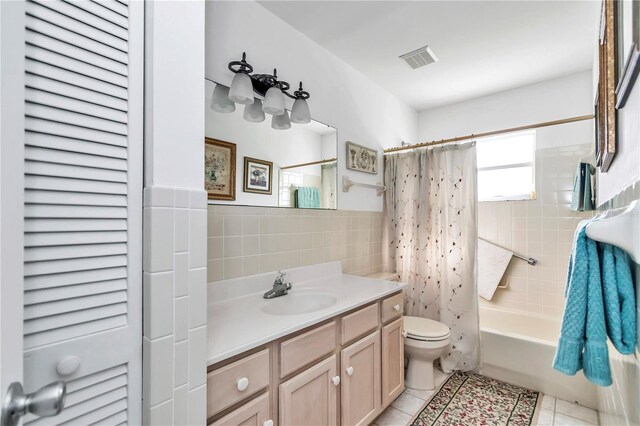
[244,157,273,195]
[598,0,617,172]
[205,138,236,200]
[615,0,640,108]
[346,141,378,174]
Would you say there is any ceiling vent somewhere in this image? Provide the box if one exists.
[399,45,438,69]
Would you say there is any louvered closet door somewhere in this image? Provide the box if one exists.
[22,1,143,424]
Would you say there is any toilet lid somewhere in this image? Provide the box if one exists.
[403,316,450,340]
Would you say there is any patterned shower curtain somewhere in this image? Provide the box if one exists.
[383,143,479,372]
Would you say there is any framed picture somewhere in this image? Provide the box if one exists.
[204,138,236,200]
[346,141,378,174]
[243,157,273,195]
[594,90,603,167]
[598,0,617,172]
[615,0,640,108]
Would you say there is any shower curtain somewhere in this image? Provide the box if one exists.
[383,143,479,372]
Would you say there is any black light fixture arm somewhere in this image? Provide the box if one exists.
[227,53,310,100]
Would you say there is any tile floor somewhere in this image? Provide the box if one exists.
[372,370,600,426]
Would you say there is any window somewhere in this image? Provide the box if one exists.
[280,171,304,206]
[477,130,535,201]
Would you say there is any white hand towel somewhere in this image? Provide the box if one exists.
[478,239,513,300]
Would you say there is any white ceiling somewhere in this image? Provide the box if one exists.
[258,1,599,111]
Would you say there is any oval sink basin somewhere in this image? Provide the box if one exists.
[261,293,337,316]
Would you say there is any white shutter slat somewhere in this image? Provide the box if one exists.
[25,218,126,233]
[26,190,127,207]
[26,88,127,124]
[25,304,126,335]
[26,103,127,135]
[26,30,127,76]
[25,1,127,52]
[25,315,128,349]
[25,14,128,64]
[25,146,127,171]
[25,176,127,195]
[25,243,126,262]
[26,59,127,100]
[24,291,126,319]
[23,0,142,422]
[26,132,128,159]
[25,160,127,182]
[25,230,127,247]
[25,268,126,291]
[25,74,128,112]
[30,0,128,41]
[26,117,127,147]
[25,205,127,219]
[94,0,128,19]
[26,45,127,88]
[69,0,128,30]
[24,255,127,277]
[25,279,127,304]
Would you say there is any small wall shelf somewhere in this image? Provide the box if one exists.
[585,200,640,263]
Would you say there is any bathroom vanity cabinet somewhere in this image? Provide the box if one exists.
[206,292,404,425]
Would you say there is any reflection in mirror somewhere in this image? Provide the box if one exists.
[205,79,338,209]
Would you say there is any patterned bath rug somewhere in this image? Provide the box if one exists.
[411,371,542,426]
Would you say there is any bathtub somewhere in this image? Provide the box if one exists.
[479,307,598,409]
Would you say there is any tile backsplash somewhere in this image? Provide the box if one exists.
[478,143,594,319]
[207,205,385,282]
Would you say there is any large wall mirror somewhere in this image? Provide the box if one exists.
[205,79,338,209]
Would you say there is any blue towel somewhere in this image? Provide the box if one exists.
[571,163,594,211]
[296,186,320,208]
[600,245,637,354]
[553,221,611,386]
[553,219,638,386]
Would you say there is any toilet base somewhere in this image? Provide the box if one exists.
[406,358,435,390]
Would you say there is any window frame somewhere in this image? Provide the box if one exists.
[476,130,536,202]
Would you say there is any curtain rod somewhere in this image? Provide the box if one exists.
[384,114,594,154]
[280,157,337,170]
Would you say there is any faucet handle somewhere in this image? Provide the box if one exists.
[275,270,286,282]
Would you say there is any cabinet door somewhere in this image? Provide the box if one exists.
[211,392,271,426]
[341,331,381,426]
[279,354,338,426]
[382,318,405,407]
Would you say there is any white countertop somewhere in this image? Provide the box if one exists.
[207,262,406,366]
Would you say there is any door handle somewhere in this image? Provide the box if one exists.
[1,381,66,426]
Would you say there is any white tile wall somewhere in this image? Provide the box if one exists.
[478,144,594,319]
[143,186,208,425]
[207,205,385,281]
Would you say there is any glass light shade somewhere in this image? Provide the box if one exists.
[243,98,265,123]
[210,84,236,113]
[271,110,291,130]
[228,73,254,105]
[262,86,285,115]
[290,98,311,124]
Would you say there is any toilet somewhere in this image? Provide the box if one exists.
[403,316,451,390]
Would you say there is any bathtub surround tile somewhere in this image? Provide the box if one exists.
[207,206,385,280]
[143,187,208,424]
[479,144,595,320]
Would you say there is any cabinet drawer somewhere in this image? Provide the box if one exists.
[207,349,270,417]
[341,303,379,345]
[209,392,271,426]
[280,321,336,378]
[381,293,404,324]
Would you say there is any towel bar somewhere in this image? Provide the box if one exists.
[342,176,386,196]
[478,238,537,266]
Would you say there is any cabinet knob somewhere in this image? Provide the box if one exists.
[263,421,274,426]
[346,366,354,376]
[331,376,340,386]
[236,377,249,392]
[56,356,80,376]
[393,304,401,312]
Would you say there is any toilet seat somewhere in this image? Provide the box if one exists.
[403,316,450,342]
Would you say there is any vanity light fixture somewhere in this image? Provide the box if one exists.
[221,52,311,129]
[211,84,236,113]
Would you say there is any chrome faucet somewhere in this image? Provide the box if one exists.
[263,271,292,299]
